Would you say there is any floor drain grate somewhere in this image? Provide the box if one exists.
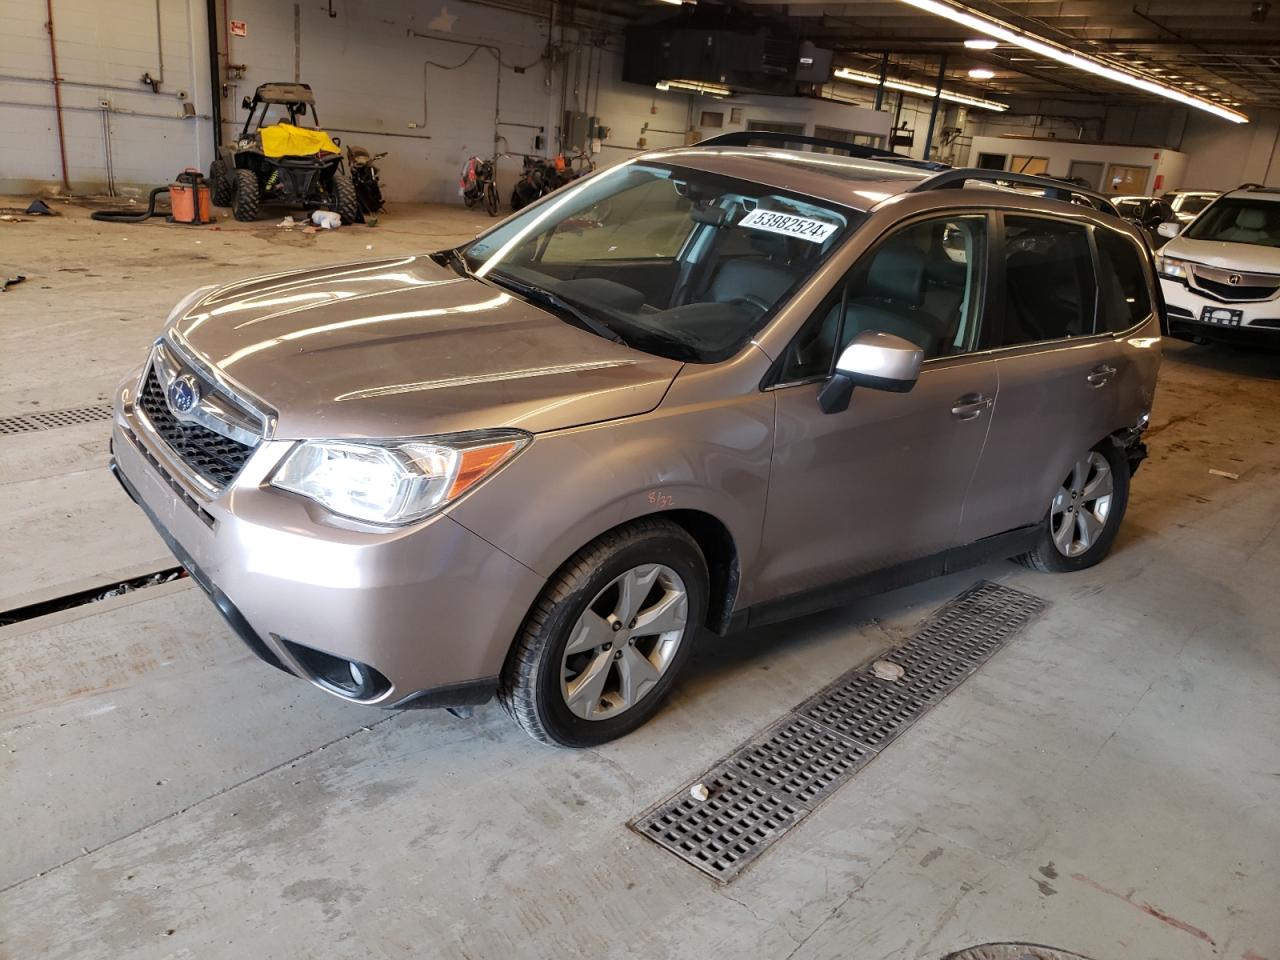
[0,404,114,435]
[631,580,1048,882]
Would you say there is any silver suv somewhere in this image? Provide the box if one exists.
[111,141,1162,746]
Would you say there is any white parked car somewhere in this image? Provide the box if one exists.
[1160,190,1219,224]
[1157,185,1280,344]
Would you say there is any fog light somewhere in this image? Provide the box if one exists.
[275,636,390,701]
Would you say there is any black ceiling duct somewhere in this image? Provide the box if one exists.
[623,9,832,96]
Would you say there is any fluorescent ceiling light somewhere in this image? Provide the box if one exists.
[968,68,995,79]
[964,38,997,49]
[834,67,1008,112]
[659,79,731,97]
[893,0,1248,123]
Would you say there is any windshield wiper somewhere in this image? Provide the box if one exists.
[485,272,624,344]
[437,246,472,278]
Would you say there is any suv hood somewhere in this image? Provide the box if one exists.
[1163,236,1280,274]
[167,256,682,440]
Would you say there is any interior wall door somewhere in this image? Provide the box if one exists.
[1068,161,1105,192]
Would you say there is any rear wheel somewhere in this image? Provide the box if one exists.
[231,168,260,222]
[333,172,359,224]
[499,519,707,747]
[209,158,233,206]
[1016,441,1130,573]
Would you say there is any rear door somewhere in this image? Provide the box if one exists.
[959,213,1129,542]
[756,213,998,603]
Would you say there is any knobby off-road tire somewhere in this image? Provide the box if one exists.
[209,158,234,206]
[231,168,260,222]
[333,172,359,225]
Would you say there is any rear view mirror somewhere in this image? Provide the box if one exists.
[1157,221,1181,239]
[295,103,307,116]
[818,331,923,414]
[241,96,252,110]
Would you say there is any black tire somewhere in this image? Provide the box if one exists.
[231,168,260,222]
[499,519,707,747]
[1016,439,1130,573]
[333,172,359,225]
[210,158,233,206]
[484,180,499,217]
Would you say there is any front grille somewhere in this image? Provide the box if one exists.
[1190,265,1280,302]
[137,366,254,491]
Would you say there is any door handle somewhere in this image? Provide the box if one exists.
[951,393,993,421]
[1086,364,1116,388]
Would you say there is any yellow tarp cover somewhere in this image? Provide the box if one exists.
[259,123,340,158]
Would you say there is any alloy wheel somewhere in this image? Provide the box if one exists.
[1050,451,1114,558]
[559,564,689,721]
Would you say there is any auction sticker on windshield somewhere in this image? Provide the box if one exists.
[738,208,838,243]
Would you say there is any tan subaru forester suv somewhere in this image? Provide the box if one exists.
[111,137,1162,746]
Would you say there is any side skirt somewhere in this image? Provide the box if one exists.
[736,525,1042,631]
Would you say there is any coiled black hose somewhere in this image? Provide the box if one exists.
[90,186,169,222]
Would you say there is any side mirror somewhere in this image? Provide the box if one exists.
[818,331,924,415]
[241,96,252,110]
[1157,221,1181,239]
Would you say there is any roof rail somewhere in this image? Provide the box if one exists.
[913,168,1118,216]
[693,131,950,171]
[1237,182,1280,192]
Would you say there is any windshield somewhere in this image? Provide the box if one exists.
[462,162,858,362]
[1183,198,1280,247]
[1180,195,1213,216]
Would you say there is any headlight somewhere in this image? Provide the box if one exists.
[1157,255,1189,280]
[271,431,530,525]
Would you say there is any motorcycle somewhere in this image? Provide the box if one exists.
[346,144,386,219]
[510,153,594,211]
[460,156,500,217]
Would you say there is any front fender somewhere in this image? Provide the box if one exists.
[447,392,775,609]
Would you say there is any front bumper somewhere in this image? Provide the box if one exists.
[110,373,545,708]
[1161,278,1280,344]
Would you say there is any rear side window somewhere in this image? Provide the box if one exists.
[998,215,1096,346]
[1095,228,1153,332]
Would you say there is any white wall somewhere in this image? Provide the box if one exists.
[965,135,1188,195]
[0,0,213,195]
[1180,108,1280,191]
[0,0,919,201]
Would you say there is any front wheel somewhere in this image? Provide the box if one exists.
[1016,441,1130,573]
[209,158,234,206]
[484,180,499,216]
[499,519,707,747]
[332,172,359,225]
[231,168,260,222]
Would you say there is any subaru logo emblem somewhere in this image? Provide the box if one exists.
[167,375,200,414]
[1228,274,1242,285]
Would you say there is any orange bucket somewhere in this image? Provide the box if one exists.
[170,169,211,224]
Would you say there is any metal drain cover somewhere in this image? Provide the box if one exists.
[0,403,113,435]
[631,580,1048,882]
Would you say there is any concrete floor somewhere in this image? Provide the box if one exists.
[2,199,1278,960]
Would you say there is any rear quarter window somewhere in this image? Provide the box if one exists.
[1095,228,1153,333]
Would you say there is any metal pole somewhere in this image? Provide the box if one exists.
[874,52,888,111]
[45,0,71,190]
[924,54,947,161]
[206,0,222,147]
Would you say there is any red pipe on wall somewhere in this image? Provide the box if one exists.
[46,0,71,191]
